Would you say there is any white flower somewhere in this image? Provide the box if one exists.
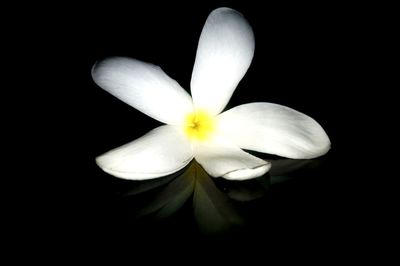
[92,7,330,181]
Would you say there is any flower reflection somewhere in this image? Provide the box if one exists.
[116,158,320,235]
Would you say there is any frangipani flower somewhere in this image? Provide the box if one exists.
[92,7,330,181]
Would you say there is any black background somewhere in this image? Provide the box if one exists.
[16,0,387,261]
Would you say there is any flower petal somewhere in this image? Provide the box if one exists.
[96,125,193,180]
[194,138,271,180]
[217,103,331,159]
[190,7,255,115]
[92,57,193,125]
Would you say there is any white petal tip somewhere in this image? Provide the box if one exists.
[190,6,255,114]
[95,126,194,180]
[92,57,194,124]
[300,134,331,159]
[217,102,332,160]
[222,162,271,181]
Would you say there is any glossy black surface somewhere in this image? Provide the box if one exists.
[31,1,378,257]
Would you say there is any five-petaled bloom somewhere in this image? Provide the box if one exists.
[92,7,330,181]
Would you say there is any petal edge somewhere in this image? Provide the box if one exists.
[191,8,255,115]
[217,102,331,159]
[96,125,194,180]
[92,57,193,125]
[194,137,270,180]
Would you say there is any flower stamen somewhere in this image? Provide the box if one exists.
[184,110,216,141]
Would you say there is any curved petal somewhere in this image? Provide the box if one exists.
[217,103,331,159]
[92,57,193,125]
[194,138,270,180]
[190,7,255,115]
[96,125,193,180]
[223,166,270,180]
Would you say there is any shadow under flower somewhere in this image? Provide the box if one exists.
[117,158,321,235]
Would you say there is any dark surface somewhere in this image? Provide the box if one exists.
[21,1,382,259]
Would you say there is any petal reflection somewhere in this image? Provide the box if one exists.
[193,162,244,235]
[114,157,318,235]
[218,176,269,202]
[134,164,195,218]
[122,170,183,197]
[269,158,320,184]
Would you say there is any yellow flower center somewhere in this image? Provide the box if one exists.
[184,109,216,141]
